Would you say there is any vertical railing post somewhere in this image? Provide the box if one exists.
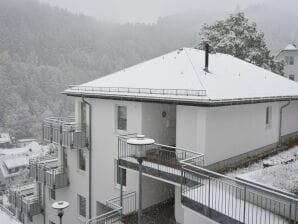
[208,176,211,217]
[119,160,123,220]
[243,185,247,223]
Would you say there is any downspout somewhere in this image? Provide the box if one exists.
[82,96,92,220]
[279,100,291,146]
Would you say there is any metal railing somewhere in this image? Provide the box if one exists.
[29,157,68,189]
[43,117,88,149]
[86,192,136,224]
[8,184,42,217]
[118,136,204,180]
[181,162,298,224]
[21,196,42,217]
[107,192,136,215]
[67,85,207,97]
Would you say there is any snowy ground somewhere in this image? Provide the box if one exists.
[0,205,21,224]
[227,146,298,194]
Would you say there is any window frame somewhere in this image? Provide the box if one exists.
[116,105,127,131]
[78,149,86,172]
[265,106,272,127]
[285,56,294,65]
[77,194,87,219]
[289,74,295,81]
[49,188,56,200]
[114,160,127,188]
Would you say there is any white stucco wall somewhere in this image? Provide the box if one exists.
[183,207,218,224]
[281,100,298,136]
[205,102,281,165]
[142,103,176,146]
[176,105,206,155]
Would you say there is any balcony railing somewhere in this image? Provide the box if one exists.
[29,156,69,189]
[43,117,88,149]
[118,136,204,184]
[86,192,136,224]
[181,162,298,224]
[8,184,42,218]
[21,195,42,217]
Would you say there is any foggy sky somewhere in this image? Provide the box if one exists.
[38,0,298,23]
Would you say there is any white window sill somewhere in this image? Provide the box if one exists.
[114,184,127,191]
[77,215,86,223]
[266,124,272,129]
[77,169,87,176]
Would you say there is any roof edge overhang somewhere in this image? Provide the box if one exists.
[62,91,298,107]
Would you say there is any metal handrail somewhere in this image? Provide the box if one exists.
[181,162,298,202]
[67,85,207,97]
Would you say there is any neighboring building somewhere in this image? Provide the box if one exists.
[276,44,298,81]
[8,48,298,224]
[0,142,46,193]
[0,133,12,148]
[16,139,38,148]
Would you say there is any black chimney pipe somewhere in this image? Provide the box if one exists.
[205,43,209,72]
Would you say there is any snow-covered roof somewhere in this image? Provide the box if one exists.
[17,139,38,143]
[64,48,298,105]
[4,157,28,170]
[284,44,297,50]
[0,206,21,224]
[0,133,11,144]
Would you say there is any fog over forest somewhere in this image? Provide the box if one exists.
[0,0,297,139]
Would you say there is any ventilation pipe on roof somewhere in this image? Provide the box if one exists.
[205,43,209,72]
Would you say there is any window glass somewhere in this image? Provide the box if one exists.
[266,106,272,126]
[117,166,127,186]
[117,106,127,130]
[285,56,294,65]
[289,74,295,81]
[49,188,56,200]
[78,194,86,218]
[78,149,86,171]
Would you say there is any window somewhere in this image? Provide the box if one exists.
[265,106,272,126]
[81,102,87,124]
[289,74,295,81]
[114,160,126,187]
[117,106,127,131]
[78,149,86,171]
[49,188,55,200]
[78,194,86,218]
[285,56,294,65]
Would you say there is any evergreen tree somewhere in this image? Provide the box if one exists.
[198,13,284,74]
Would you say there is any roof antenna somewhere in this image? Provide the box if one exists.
[204,43,209,73]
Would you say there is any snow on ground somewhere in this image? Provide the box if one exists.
[0,205,21,224]
[227,146,298,194]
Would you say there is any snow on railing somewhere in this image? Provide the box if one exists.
[66,85,207,97]
[181,161,298,224]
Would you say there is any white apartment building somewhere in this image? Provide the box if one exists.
[7,47,298,224]
[276,44,298,82]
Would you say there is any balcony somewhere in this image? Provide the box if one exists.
[181,161,298,224]
[118,136,204,185]
[8,184,42,218]
[29,156,69,189]
[86,192,136,224]
[42,117,88,149]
